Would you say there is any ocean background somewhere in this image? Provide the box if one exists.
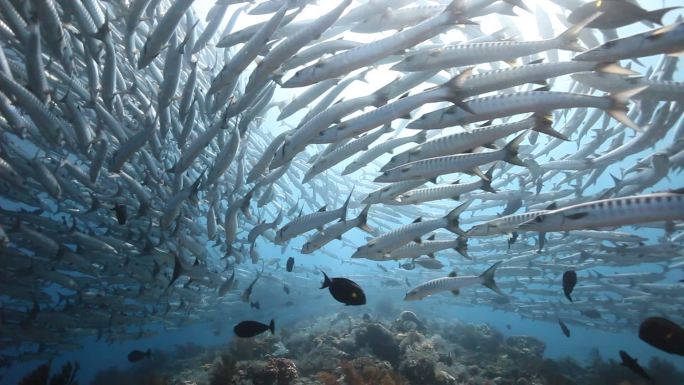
[1,0,684,384]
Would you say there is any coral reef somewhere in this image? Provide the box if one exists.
[354,323,400,367]
[84,312,684,385]
[232,357,298,385]
[19,362,79,385]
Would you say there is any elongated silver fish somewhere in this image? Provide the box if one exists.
[518,190,684,233]
[404,261,503,300]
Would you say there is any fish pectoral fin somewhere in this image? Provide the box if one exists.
[565,212,589,220]
[451,289,460,296]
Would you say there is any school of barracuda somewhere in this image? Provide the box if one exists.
[0,0,683,367]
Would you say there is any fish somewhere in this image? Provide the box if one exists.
[112,203,127,225]
[241,267,263,303]
[404,261,503,300]
[574,22,684,62]
[286,257,295,272]
[581,309,602,319]
[282,0,470,87]
[275,190,353,243]
[568,1,680,29]
[618,350,651,381]
[391,14,598,72]
[301,205,372,254]
[639,317,684,356]
[517,190,684,233]
[351,201,470,260]
[320,272,366,306]
[233,319,275,338]
[558,319,571,338]
[127,349,151,363]
[375,133,528,183]
[0,0,682,366]
[218,269,236,297]
[562,270,577,302]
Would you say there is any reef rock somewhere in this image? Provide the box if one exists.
[504,336,546,362]
[399,356,436,384]
[393,310,426,333]
[234,357,298,385]
[355,322,401,367]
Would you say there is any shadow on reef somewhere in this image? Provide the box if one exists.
[34,312,682,385]
[18,361,79,385]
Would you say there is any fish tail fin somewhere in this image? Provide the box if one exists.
[455,236,469,259]
[414,130,428,144]
[647,7,680,25]
[480,261,504,295]
[341,188,354,221]
[596,62,637,76]
[607,86,648,131]
[269,319,275,334]
[480,166,496,193]
[444,201,471,236]
[503,132,527,167]
[357,205,373,233]
[320,271,331,289]
[502,0,531,13]
[555,12,601,51]
[443,0,474,24]
[531,114,567,140]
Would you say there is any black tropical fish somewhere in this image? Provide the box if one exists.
[234,319,274,338]
[639,316,684,356]
[286,256,294,272]
[320,271,366,305]
[112,203,127,225]
[128,349,151,363]
[558,319,571,338]
[562,270,577,302]
[619,350,651,381]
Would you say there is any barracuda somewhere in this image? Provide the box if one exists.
[376,132,527,183]
[275,190,352,243]
[395,166,496,205]
[351,201,470,260]
[301,205,372,254]
[392,13,599,72]
[404,261,503,300]
[518,190,684,233]
[408,87,646,132]
[282,0,470,87]
[383,115,559,172]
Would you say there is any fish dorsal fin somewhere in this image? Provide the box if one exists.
[448,271,457,277]
[412,217,423,223]
[428,234,436,241]
[545,202,557,210]
[528,58,544,65]
[318,205,327,212]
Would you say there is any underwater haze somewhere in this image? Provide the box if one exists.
[1,0,684,384]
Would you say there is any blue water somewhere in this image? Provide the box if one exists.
[2,0,684,384]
